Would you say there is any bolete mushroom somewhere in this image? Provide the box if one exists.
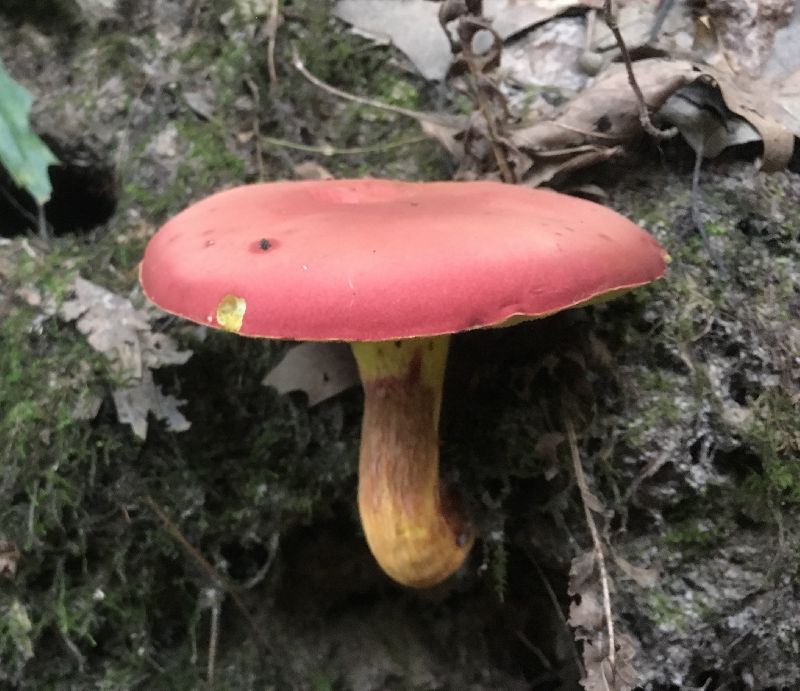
[139,179,668,588]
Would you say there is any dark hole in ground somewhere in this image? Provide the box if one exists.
[713,445,763,479]
[0,155,117,237]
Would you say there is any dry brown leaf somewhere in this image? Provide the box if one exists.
[514,59,697,151]
[263,342,359,407]
[525,145,621,187]
[706,0,794,79]
[703,65,797,171]
[658,79,761,159]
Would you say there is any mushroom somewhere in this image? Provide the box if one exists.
[139,179,668,588]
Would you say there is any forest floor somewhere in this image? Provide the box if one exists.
[1,1,798,690]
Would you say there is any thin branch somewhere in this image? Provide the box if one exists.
[465,58,515,183]
[292,46,436,122]
[564,416,616,669]
[244,76,266,181]
[261,134,429,156]
[530,556,585,677]
[206,588,221,687]
[265,0,280,87]
[690,140,726,275]
[603,0,677,141]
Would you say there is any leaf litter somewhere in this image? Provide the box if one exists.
[330,0,800,178]
[59,276,192,439]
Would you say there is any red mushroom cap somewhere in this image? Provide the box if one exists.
[139,179,667,341]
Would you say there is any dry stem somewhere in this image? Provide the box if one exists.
[143,495,271,654]
[564,417,616,669]
[603,0,678,141]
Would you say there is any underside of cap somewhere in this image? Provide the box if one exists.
[139,179,668,341]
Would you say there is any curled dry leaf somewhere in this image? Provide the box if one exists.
[658,79,761,159]
[704,65,798,171]
[263,342,359,407]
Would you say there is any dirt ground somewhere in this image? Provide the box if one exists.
[1,1,798,690]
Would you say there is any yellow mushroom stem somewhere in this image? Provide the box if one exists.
[351,336,474,588]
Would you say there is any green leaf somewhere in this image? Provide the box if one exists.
[0,60,58,204]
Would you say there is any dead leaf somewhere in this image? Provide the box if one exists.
[184,90,216,121]
[706,0,794,79]
[502,15,589,99]
[334,0,593,81]
[60,277,192,380]
[569,550,604,632]
[658,79,761,159]
[513,59,696,184]
[590,0,696,57]
[113,371,191,440]
[704,65,797,170]
[569,551,640,690]
[0,540,20,578]
[610,549,658,588]
[293,161,334,180]
[580,634,639,691]
[263,342,359,406]
[60,277,193,437]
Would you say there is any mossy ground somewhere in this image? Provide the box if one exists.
[1,1,799,688]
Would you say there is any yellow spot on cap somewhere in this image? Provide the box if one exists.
[216,294,246,332]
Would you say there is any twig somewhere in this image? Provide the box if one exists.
[530,555,585,678]
[244,532,280,589]
[0,185,52,239]
[291,46,454,127]
[690,140,726,275]
[265,0,280,87]
[143,495,271,653]
[464,57,515,183]
[261,134,429,156]
[205,588,222,687]
[36,203,50,241]
[515,629,553,671]
[457,15,514,183]
[244,76,266,180]
[603,0,677,141]
[564,416,616,669]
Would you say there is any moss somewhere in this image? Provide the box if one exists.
[662,518,722,554]
[739,390,800,505]
[644,590,688,632]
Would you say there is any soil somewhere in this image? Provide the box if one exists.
[0,1,798,690]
